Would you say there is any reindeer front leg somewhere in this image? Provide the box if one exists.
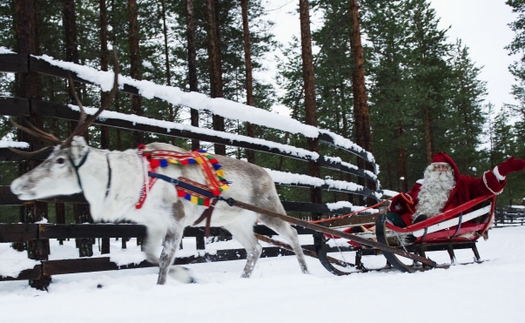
[156,228,183,285]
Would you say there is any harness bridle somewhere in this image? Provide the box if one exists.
[67,148,112,198]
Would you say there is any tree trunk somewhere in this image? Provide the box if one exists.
[349,0,374,204]
[108,0,122,150]
[206,0,226,155]
[397,122,408,192]
[241,0,256,163]
[160,0,176,145]
[299,0,322,217]
[186,0,200,150]
[99,0,111,255]
[14,0,50,290]
[128,0,143,146]
[423,103,433,163]
[63,0,94,258]
[99,0,110,149]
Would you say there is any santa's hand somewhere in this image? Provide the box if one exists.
[399,192,414,205]
[496,156,525,178]
[389,192,414,213]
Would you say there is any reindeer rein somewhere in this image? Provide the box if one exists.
[105,154,112,198]
[68,149,90,193]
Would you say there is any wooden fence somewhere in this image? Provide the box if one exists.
[0,52,380,288]
[495,207,525,226]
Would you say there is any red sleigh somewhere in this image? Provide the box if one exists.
[317,194,496,275]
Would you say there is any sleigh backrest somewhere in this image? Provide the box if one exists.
[386,194,497,241]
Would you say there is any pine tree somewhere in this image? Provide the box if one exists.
[169,0,278,154]
[446,39,487,174]
[406,0,452,163]
[311,0,353,136]
[241,0,256,163]
[507,0,525,106]
[361,0,416,191]
[299,0,322,210]
[492,104,523,204]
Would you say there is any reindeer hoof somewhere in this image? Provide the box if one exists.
[169,266,196,284]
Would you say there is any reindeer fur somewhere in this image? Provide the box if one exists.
[11,136,309,284]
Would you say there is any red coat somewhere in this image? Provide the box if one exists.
[388,159,505,227]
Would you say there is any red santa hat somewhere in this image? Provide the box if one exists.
[431,152,460,179]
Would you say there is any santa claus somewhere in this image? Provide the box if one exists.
[387,152,525,227]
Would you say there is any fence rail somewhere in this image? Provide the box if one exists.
[0,223,320,282]
[495,207,525,226]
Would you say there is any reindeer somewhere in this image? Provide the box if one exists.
[9,66,309,285]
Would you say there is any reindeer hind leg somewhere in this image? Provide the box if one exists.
[226,223,262,278]
[259,215,309,274]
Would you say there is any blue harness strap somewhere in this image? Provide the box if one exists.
[147,172,217,198]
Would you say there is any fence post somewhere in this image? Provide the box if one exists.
[74,204,94,257]
[23,202,51,290]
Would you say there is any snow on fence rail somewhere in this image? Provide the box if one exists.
[0,50,382,206]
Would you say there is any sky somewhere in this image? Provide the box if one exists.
[429,0,519,108]
[264,0,521,110]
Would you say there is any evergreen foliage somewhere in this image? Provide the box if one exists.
[0,0,523,205]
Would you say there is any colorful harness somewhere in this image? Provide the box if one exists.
[136,144,230,209]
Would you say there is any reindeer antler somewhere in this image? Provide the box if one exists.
[62,50,119,147]
[11,50,120,154]
[8,117,61,157]
[10,118,62,145]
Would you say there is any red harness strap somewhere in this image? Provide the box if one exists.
[135,154,158,209]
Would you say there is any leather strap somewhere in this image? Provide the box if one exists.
[193,198,219,237]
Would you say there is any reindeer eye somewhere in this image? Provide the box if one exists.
[56,157,66,165]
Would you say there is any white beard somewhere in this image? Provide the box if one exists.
[414,166,455,220]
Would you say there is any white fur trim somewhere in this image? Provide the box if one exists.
[493,166,506,181]
[431,162,450,166]
[483,171,504,195]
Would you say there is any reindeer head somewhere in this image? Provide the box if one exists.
[10,53,119,201]
[11,136,89,200]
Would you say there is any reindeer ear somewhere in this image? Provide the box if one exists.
[69,136,89,163]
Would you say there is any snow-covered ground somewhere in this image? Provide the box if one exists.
[0,225,524,323]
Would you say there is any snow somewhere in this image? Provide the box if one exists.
[0,225,524,322]
[0,140,29,149]
[0,47,14,54]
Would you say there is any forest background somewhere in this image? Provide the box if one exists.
[2,0,525,217]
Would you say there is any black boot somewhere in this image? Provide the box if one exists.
[413,214,428,224]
